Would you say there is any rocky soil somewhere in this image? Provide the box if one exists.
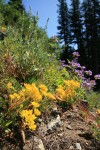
[1,104,100,150]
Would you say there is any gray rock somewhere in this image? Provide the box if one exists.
[47,115,62,131]
[34,136,45,150]
[57,133,63,137]
[23,136,45,150]
[69,145,74,149]
[23,136,34,150]
[75,143,82,150]
[38,122,48,135]
[67,125,73,130]
[51,107,61,117]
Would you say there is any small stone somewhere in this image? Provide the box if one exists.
[47,115,62,131]
[34,136,45,150]
[58,133,63,137]
[67,125,73,130]
[38,118,43,122]
[72,108,78,113]
[69,145,74,149]
[75,143,82,150]
[23,140,33,150]
[86,142,89,145]
[51,107,61,117]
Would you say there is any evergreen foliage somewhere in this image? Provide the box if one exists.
[8,0,25,13]
[57,0,70,59]
[0,0,25,26]
[82,0,100,74]
[69,0,86,65]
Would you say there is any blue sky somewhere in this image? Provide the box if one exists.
[23,0,71,37]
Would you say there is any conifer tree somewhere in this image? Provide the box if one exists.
[1,0,26,26]
[69,0,85,65]
[57,0,70,60]
[82,0,100,73]
[8,0,25,13]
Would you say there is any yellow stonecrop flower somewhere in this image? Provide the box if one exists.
[8,83,43,110]
[55,80,79,101]
[39,84,48,92]
[65,88,76,98]
[20,104,23,109]
[34,108,41,116]
[9,94,15,100]
[28,123,36,130]
[9,93,21,102]
[31,101,40,108]
[46,92,56,100]
[40,90,47,96]
[58,85,64,89]
[56,88,65,95]
[7,82,12,90]
[39,84,56,100]
[8,83,48,131]
[97,109,100,115]
[56,86,66,100]
[24,83,42,101]
[64,80,80,89]
[20,109,37,130]
[18,89,26,97]
[39,84,48,97]
[20,110,37,122]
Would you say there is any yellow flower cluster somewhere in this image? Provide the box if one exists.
[97,109,100,115]
[24,83,42,101]
[10,93,21,102]
[8,83,43,130]
[64,80,80,89]
[39,84,48,96]
[31,101,40,108]
[46,92,56,100]
[20,101,41,130]
[39,84,48,92]
[7,80,80,130]
[39,84,56,100]
[20,110,37,130]
[34,108,41,116]
[9,83,42,105]
[55,80,80,101]
[7,82,12,90]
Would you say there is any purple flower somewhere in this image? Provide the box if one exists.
[60,60,66,63]
[94,74,100,80]
[72,52,80,57]
[79,70,84,76]
[72,62,81,68]
[82,80,92,90]
[62,64,68,67]
[85,70,92,76]
[81,66,86,70]
[83,80,90,86]
[90,80,96,86]
[70,61,81,68]
[74,69,80,74]
[82,78,96,90]
[74,69,84,77]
